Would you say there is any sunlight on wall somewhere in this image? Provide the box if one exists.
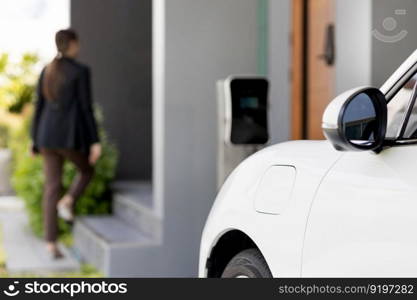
[0,0,70,62]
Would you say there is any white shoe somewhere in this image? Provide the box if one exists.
[57,202,74,222]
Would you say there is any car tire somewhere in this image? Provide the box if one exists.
[221,248,272,278]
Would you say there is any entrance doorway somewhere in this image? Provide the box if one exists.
[291,0,336,140]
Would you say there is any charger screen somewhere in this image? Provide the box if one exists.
[240,97,259,109]
[230,79,269,145]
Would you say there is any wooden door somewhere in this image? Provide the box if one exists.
[291,0,335,140]
[307,0,335,139]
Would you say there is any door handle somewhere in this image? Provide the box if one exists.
[318,24,335,66]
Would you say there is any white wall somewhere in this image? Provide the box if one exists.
[335,0,373,93]
[154,0,258,276]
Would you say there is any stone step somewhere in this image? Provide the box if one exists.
[73,180,165,276]
[111,181,153,209]
[73,216,157,274]
[112,181,162,241]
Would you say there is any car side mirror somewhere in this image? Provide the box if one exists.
[322,87,387,151]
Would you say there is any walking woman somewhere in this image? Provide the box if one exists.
[31,29,102,258]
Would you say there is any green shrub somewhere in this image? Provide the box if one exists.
[0,53,39,114]
[10,111,118,238]
[0,125,9,148]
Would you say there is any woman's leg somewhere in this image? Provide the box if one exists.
[41,149,64,244]
[59,149,94,209]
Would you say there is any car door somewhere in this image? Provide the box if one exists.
[302,56,417,277]
[302,146,417,277]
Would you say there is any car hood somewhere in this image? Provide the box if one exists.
[235,139,342,173]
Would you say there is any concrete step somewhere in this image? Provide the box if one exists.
[111,181,153,209]
[112,181,162,241]
[73,181,164,275]
[73,216,157,274]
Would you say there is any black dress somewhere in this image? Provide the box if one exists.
[31,57,99,154]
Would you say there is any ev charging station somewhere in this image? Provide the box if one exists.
[217,76,269,188]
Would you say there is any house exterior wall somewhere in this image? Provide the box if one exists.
[154,0,259,276]
[268,0,291,143]
[71,0,152,180]
[335,0,373,93]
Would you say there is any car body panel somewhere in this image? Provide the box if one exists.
[303,145,417,276]
[199,141,342,277]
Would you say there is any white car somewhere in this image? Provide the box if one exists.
[199,49,417,278]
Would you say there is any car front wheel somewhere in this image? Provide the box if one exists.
[221,248,272,278]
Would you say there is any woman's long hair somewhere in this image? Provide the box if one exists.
[42,29,78,101]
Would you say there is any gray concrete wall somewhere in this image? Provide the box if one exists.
[268,0,291,143]
[335,0,373,93]
[372,0,417,87]
[71,0,152,180]
[155,0,259,276]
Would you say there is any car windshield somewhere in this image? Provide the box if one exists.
[386,72,417,139]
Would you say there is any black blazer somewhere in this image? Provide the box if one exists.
[31,57,99,153]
